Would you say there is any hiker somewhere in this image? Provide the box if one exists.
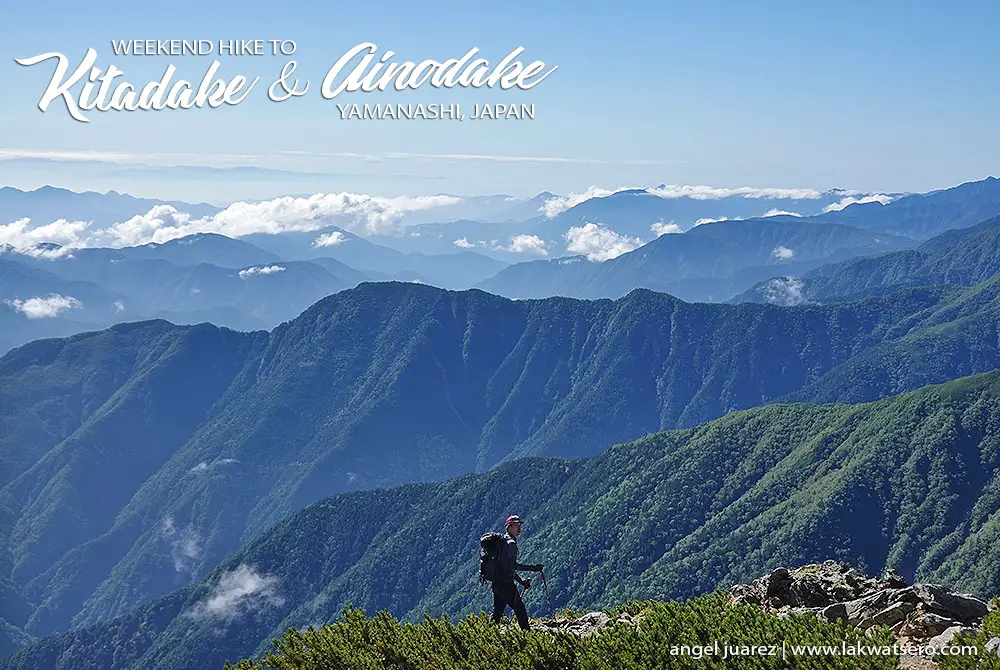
[490,515,543,630]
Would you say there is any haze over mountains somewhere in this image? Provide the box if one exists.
[3,177,1000,356]
[5,175,1000,668]
[5,249,1000,650]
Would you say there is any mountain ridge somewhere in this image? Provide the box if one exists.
[6,368,1000,669]
[5,273,1000,643]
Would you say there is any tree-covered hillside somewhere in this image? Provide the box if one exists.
[6,276,1000,644]
[5,370,1000,670]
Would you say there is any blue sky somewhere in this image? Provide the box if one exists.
[2,0,1000,203]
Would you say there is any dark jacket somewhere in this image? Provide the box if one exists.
[496,532,533,584]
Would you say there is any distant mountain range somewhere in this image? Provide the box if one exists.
[476,177,1000,301]
[5,175,1000,354]
[530,186,853,238]
[0,234,369,351]
[806,176,1000,239]
[478,218,912,301]
[240,226,508,287]
[0,185,220,227]
[5,367,1000,669]
[0,231,508,354]
[736,215,1000,305]
[369,186,873,259]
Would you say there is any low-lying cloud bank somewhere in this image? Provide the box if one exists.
[822,193,895,212]
[454,234,549,256]
[0,192,461,253]
[0,184,901,258]
[541,184,836,218]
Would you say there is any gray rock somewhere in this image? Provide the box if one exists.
[880,569,909,590]
[819,602,848,623]
[985,636,1000,653]
[791,573,837,607]
[898,613,961,638]
[531,611,616,636]
[577,612,610,626]
[857,601,916,630]
[844,590,890,626]
[765,568,792,601]
[913,584,988,623]
[728,562,994,647]
[888,587,920,605]
[538,611,612,636]
[926,625,976,651]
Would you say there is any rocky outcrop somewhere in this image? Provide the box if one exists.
[730,561,996,667]
[730,561,990,637]
[530,610,641,636]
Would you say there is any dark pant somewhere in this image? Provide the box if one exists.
[491,581,529,629]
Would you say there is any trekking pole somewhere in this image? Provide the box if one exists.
[540,572,555,618]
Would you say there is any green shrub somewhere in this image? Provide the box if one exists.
[225,593,900,670]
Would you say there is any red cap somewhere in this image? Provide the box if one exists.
[505,515,522,527]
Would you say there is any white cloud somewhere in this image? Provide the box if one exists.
[455,234,548,255]
[5,294,82,319]
[209,193,460,237]
[112,300,126,313]
[694,216,730,226]
[1,147,666,172]
[651,220,681,236]
[0,218,90,255]
[189,458,238,474]
[648,184,822,200]
[759,277,809,306]
[2,192,459,251]
[542,183,824,218]
[822,193,894,212]
[542,186,631,217]
[161,516,202,573]
[762,209,802,218]
[453,237,494,250]
[565,223,644,262]
[102,192,462,246]
[771,245,795,260]
[382,151,613,165]
[186,564,283,622]
[0,148,262,165]
[499,234,548,256]
[313,231,347,247]
[239,265,286,278]
[12,245,76,260]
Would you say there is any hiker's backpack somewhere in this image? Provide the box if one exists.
[479,532,505,584]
